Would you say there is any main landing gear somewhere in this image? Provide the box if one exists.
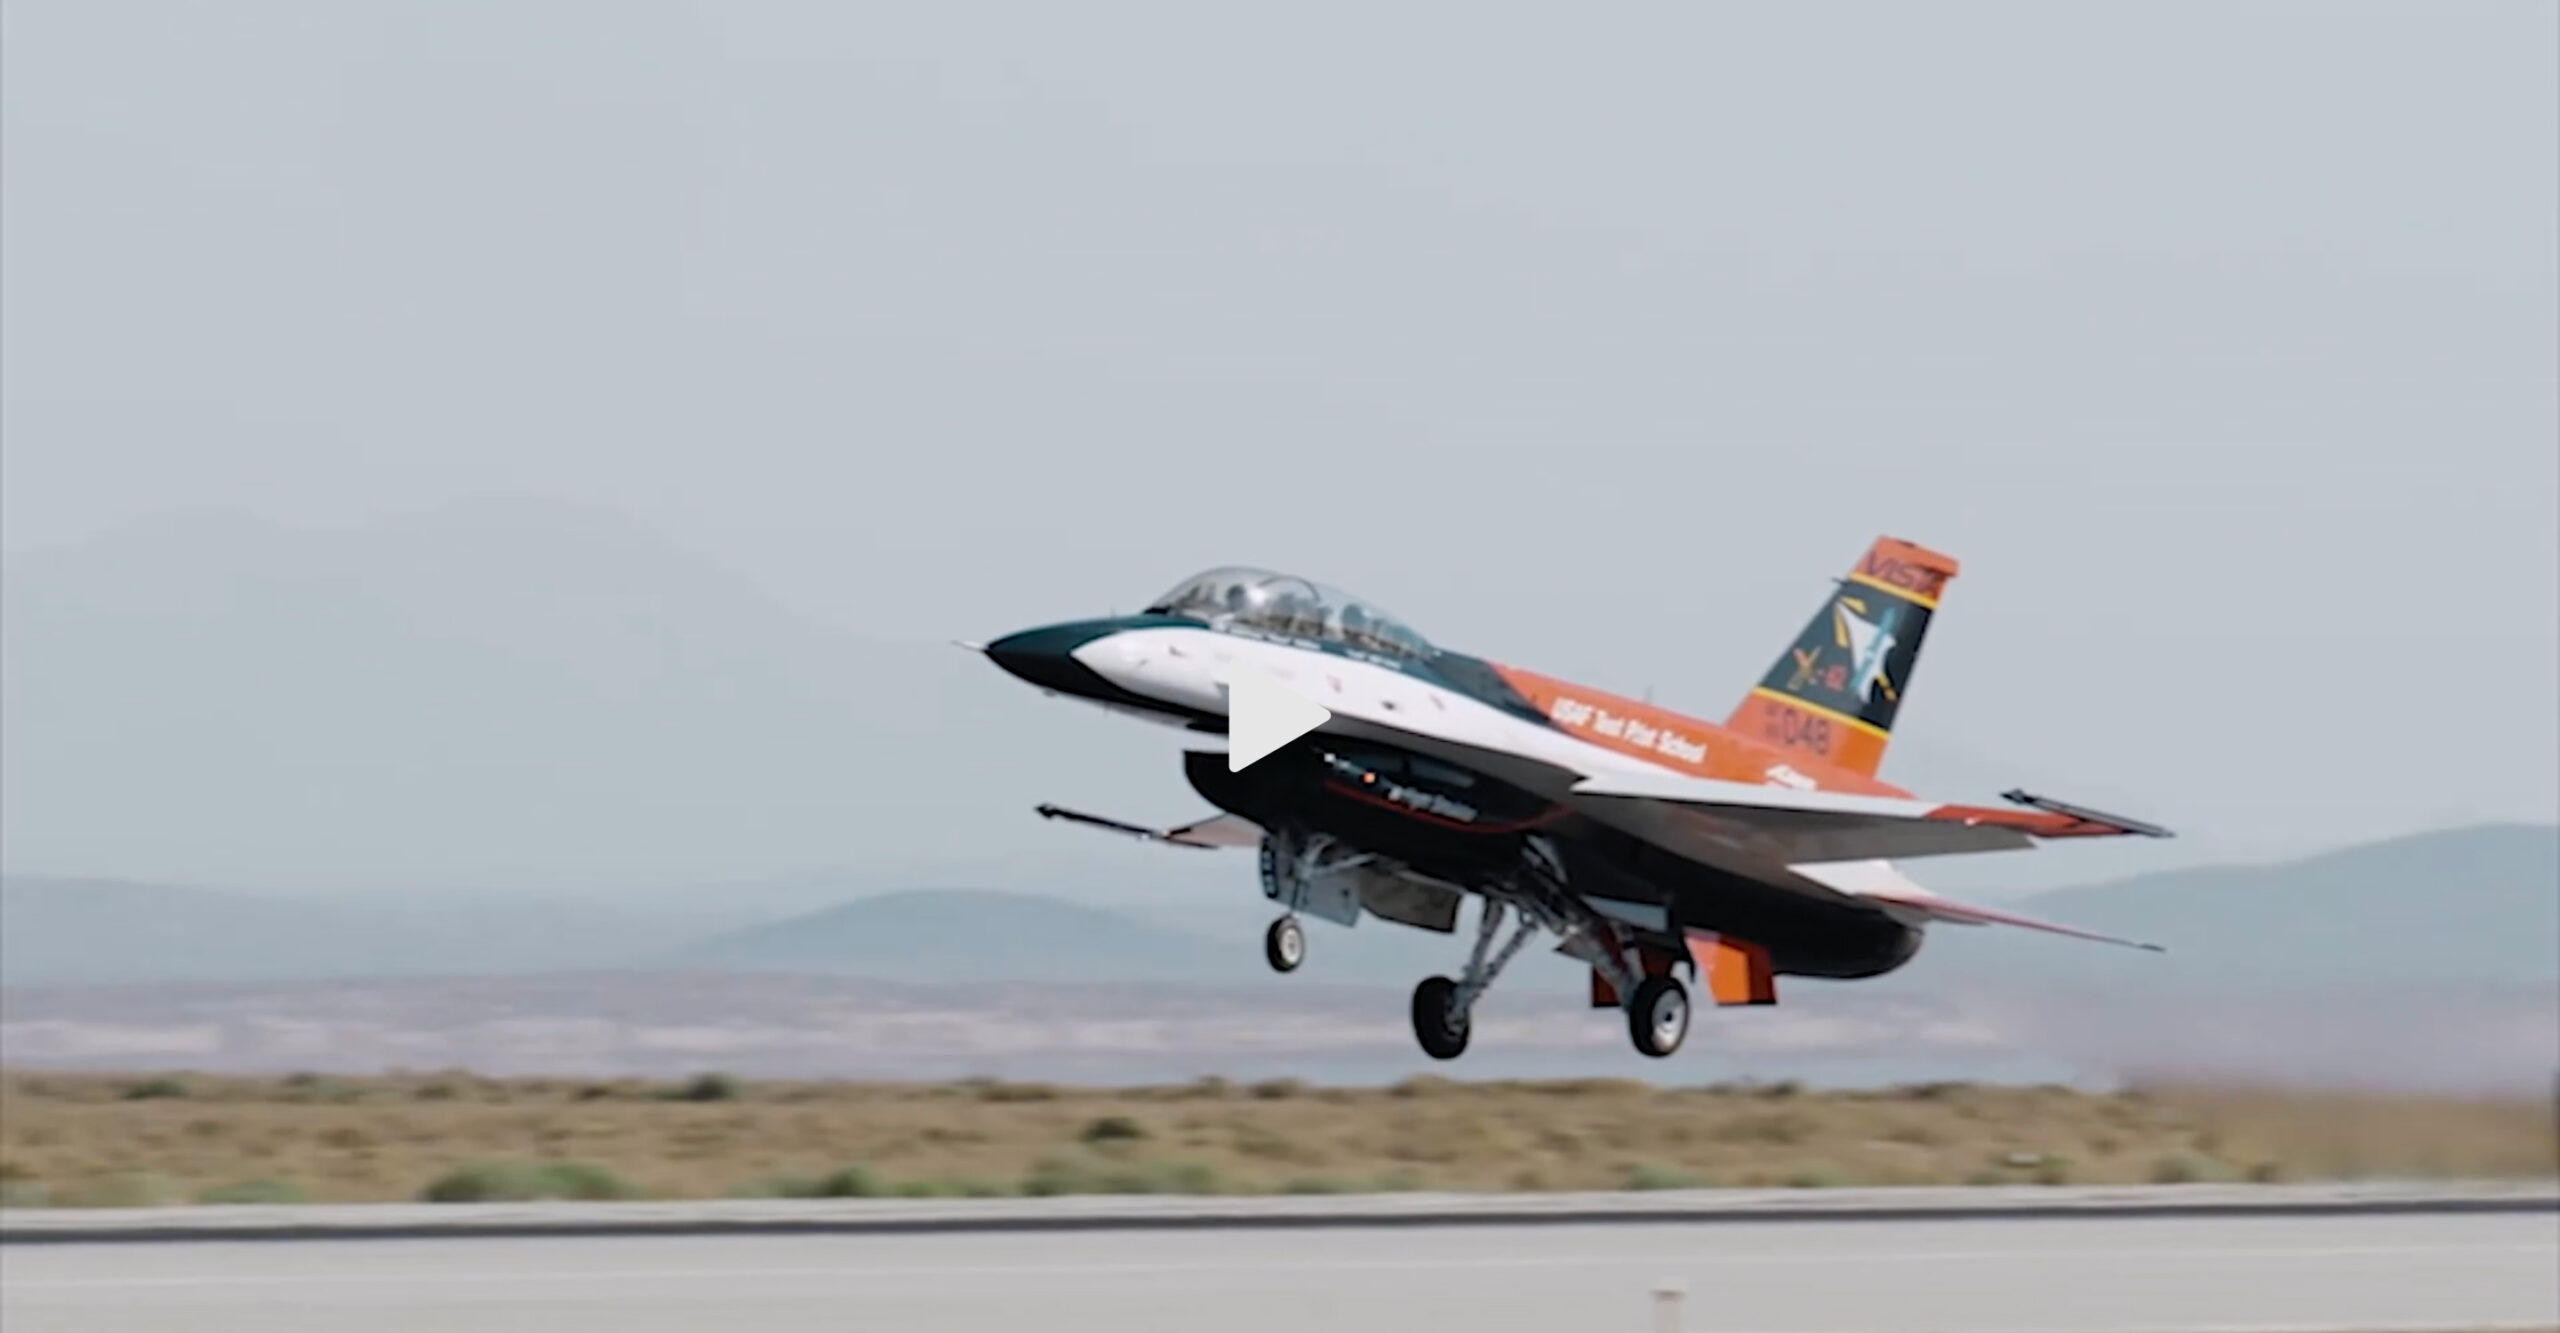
[1406,840,1693,1061]
[1626,974,1690,1059]
[1409,898,1694,1061]
[1264,916,1306,973]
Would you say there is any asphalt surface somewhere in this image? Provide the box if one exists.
[9,1181,2548,1241]
[5,1210,2554,1333]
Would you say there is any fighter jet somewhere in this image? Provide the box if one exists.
[972,537,2170,1061]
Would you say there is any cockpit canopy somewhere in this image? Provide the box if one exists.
[1145,566,1435,659]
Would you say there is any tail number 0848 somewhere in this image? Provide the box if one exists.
[1765,708,1833,757]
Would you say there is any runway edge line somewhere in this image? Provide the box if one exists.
[3,1181,2555,1245]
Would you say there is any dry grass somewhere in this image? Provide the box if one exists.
[1,1070,2551,1207]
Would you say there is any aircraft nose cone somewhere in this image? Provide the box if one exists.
[983,622,1116,696]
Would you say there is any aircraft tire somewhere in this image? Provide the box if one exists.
[1264,916,1306,973]
[1627,975,1690,1058]
[1410,975,1470,1060]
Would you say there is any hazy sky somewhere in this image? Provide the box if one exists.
[4,1,2555,893]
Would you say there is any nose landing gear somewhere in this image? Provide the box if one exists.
[1256,828,1369,975]
[1264,915,1306,973]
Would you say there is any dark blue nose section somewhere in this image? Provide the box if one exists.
[983,620,1122,697]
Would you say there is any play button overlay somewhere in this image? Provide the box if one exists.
[1225,662,1332,772]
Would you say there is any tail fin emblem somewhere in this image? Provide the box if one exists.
[1834,598,1902,704]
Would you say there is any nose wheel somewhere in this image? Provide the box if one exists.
[1264,915,1306,973]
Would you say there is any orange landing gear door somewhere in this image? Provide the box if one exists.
[1685,931,1777,1006]
[1590,933,1777,1008]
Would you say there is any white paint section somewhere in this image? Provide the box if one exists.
[1571,769,1945,818]
[1223,661,1332,773]
[1790,859,1935,898]
[1071,627,1671,788]
[1789,859,1950,930]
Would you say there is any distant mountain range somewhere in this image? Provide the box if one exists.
[6,823,2552,993]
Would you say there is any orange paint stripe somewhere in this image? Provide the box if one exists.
[1496,662,1912,796]
[1492,665,1727,775]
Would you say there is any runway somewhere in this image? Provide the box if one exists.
[5,1209,2554,1333]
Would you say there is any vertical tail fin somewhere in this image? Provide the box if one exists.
[1724,536,1958,779]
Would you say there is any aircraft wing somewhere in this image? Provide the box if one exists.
[1564,770,2171,866]
[1034,803,1265,849]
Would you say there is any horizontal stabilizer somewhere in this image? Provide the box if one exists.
[1791,860,2163,952]
[1863,887,2165,952]
[1034,803,1263,850]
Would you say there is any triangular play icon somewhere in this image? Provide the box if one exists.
[1224,662,1332,772]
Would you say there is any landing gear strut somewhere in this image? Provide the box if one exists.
[1264,916,1306,973]
[1408,899,1539,1061]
